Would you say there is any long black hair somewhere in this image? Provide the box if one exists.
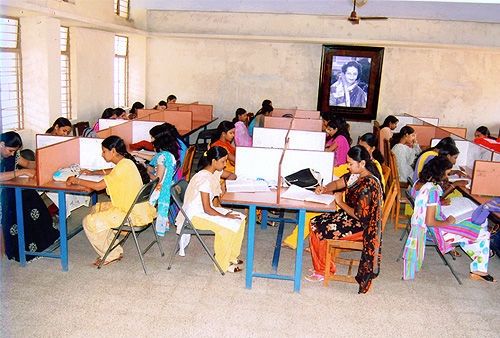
[438,143,459,157]
[328,116,352,145]
[249,99,273,124]
[390,125,414,148]
[359,132,385,164]
[46,117,72,134]
[0,131,23,148]
[197,146,228,171]
[380,115,399,129]
[475,126,494,139]
[101,136,150,184]
[347,145,382,184]
[419,156,453,185]
[129,101,144,119]
[149,124,180,161]
[211,121,235,143]
[232,108,247,123]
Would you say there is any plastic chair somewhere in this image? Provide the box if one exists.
[72,121,90,136]
[167,180,225,275]
[396,188,462,284]
[194,128,217,152]
[97,178,164,274]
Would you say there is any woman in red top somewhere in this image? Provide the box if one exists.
[210,121,236,173]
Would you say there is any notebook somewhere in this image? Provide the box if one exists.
[226,178,271,193]
[281,184,335,205]
[441,197,478,224]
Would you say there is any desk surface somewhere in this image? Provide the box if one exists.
[0,177,92,193]
[458,186,499,224]
[222,190,336,213]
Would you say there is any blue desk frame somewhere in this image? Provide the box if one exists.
[12,186,97,271]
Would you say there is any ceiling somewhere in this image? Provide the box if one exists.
[132,0,500,24]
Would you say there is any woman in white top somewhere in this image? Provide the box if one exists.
[176,146,246,273]
[391,125,421,183]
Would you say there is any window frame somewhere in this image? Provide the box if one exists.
[114,35,129,108]
[60,26,72,119]
[114,0,130,19]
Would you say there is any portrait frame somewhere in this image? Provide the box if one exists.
[317,45,384,121]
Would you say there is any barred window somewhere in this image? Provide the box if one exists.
[60,26,72,119]
[0,17,23,131]
[114,0,129,19]
[114,35,128,108]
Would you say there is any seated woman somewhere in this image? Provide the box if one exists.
[474,126,500,152]
[154,100,167,110]
[1,131,59,262]
[378,115,399,159]
[46,117,72,136]
[306,146,383,294]
[391,125,421,183]
[233,108,252,147]
[403,156,495,282]
[166,94,177,106]
[210,121,236,173]
[412,137,456,183]
[248,99,273,136]
[325,117,352,166]
[128,101,144,120]
[175,146,246,273]
[66,136,156,266]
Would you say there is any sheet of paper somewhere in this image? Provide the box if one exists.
[281,184,335,205]
[226,178,271,193]
[441,197,478,223]
[79,174,104,182]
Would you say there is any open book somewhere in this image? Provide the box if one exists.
[226,178,271,193]
[441,197,478,224]
[281,184,335,205]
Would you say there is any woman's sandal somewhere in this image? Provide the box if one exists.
[449,249,461,258]
[230,259,244,265]
[470,272,496,283]
[227,264,243,273]
[93,254,123,267]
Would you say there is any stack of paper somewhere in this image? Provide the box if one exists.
[281,185,335,205]
[441,197,478,223]
[226,178,271,193]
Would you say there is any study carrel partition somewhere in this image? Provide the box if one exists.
[470,161,500,196]
[431,138,494,168]
[271,108,320,120]
[96,120,164,149]
[136,109,193,132]
[169,103,213,125]
[36,135,75,149]
[252,127,326,151]
[263,116,322,132]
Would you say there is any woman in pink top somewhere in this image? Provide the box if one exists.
[325,117,352,166]
[233,108,252,147]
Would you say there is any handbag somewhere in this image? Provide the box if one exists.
[283,168,322,190]
[471,197,500,226]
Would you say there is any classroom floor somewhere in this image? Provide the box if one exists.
[1,202,499,337]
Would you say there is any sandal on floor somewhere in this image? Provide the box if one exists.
[94,254,123,267]
[470,272,496,283]
[281,242,295,250]
[449,249,461,257]
[304,273,324,282]
[230,259,244,265]
[227,264,243,273]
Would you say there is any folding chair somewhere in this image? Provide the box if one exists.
[168,180,225,275]
[194,128,217,153]
[396,188,462,284]
[181,145,196,181]
[98,178,164,274]
[72,121,90,136]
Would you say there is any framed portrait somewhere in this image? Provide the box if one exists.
[317,45,384,121]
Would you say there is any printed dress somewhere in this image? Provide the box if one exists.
[403,182,490,280]
[149,151,176,236]
[309,174,382,293]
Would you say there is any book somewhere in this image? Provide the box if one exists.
[441,197,478,223]
[79,174,104,182]
[281,184,335,205]
[226,178,271,193]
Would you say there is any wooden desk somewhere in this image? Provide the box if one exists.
[0,177,96,271]
[221,190,335,292]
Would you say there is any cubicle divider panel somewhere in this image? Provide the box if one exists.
[409,124,437,148]
[440,126,467,138]
[79,138,114,170]
[136,109,158,119]
[419,117,440,126]
[264,116,293,130]
[471,161,500,196]
[36,138,80,185]
[282,149,334,184]
[36,134,75,149]
[96,128,111,139]
[294,110,320,119]
[253,127,325,151]
[466,142,494,169]
[163,110,193,131]
[431,138,470,167]
[272,108,296,117]
[235,147,282,183]
[131,121,163,143]
[187,104,213,122]
[99,118,127,130]
[291,119,322,131]
[394,115,420,132]
[434,128,452,140]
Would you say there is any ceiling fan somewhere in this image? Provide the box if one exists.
[348,0,388,25]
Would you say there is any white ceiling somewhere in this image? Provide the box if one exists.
[132,0,500,24]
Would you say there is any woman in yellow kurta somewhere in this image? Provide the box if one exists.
[66,136,156,266]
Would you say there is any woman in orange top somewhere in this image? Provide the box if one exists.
[210,121,236,173]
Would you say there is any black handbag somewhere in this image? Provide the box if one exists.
[283,168,322,190]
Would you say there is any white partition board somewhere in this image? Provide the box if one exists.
[419,117,439,126]
[282,149,334,184]
[131,121,163,142]
[493,152,500,162]
[99,118,127,130]
[394,116,419,132]
[235,147,282,182]
[36,135,75,149]
[431,138,493,167]
[252,127,326,151]
[79,138,114,170]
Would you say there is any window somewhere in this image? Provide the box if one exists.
[60,26,72,119]
[114,0,129,19]
[114,35,128,108]
[0,17,23,131]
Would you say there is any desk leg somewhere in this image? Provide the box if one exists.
[246,205,256,289]
[58,191,69,271]
[294,209,306,293]
[91,192,97,206]
[15,188,26,267]
[260,209,268,230]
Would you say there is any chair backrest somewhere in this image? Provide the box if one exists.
[123,178,159,225]
[373,120,381,148]
[181,146,196,181]
[171,179,188,206]
[73,121,90,136]
[405,188,415,208]
[381,164,391,193]
[381,180,397,232]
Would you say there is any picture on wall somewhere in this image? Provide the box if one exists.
[318,45,384,121]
